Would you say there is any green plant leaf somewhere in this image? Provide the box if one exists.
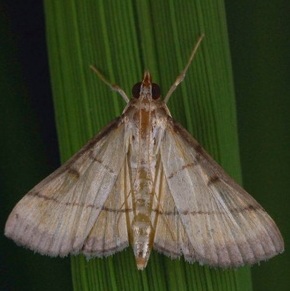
[44,0,252,290]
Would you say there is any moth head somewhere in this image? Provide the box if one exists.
[132,71,161,100]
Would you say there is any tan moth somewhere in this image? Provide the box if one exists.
[5,35,284,270]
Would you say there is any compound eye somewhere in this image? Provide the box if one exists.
[132,82,142,98]
[152,83,161,99]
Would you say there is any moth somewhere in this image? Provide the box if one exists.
[5,36,284,270]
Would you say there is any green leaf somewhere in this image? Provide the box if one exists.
[44,0,252,290]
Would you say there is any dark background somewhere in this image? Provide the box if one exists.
[1,1,70,290]
[1,1,289,290]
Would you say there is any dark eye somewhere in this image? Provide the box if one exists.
[152,83,161,99]
[132,82,142,98]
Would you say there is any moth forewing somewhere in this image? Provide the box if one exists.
[5,35,283,270]
[82,160,132,257]
[5,118,129,256]
[158,119,284,266]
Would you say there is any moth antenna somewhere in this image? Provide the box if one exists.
[164,34,204,103]
[90,65,130,103]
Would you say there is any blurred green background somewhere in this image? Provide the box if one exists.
[1,1,289,290]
